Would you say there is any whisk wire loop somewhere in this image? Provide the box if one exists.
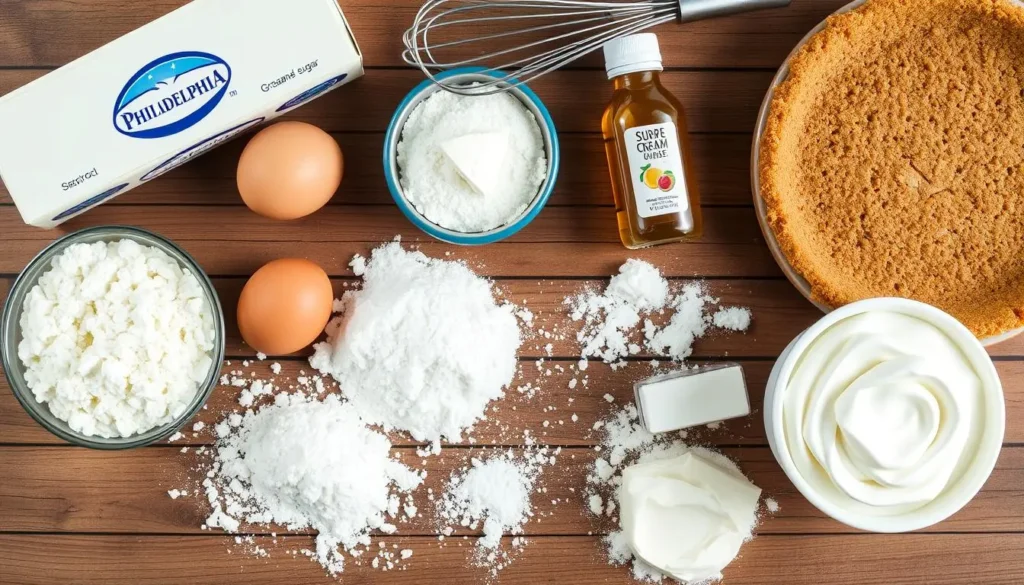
[404,0,789,95]
[404,0,679,95]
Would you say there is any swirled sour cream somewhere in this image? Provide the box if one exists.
[619,449,761,583]
[783,311,983,515]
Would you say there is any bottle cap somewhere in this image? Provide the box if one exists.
[603,33,663,80]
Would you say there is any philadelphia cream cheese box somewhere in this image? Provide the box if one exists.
[0,0,363,228]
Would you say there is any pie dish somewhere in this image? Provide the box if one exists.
[756,0,1024,339]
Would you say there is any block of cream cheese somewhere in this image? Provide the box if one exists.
[0,0,363,228]
[620,450,762,583]
[634,364,750,433]
[440,131,509,197]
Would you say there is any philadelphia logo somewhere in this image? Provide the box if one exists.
[113,51,232,139]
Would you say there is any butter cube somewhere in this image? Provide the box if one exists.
[440,131,508,197]
[634,364,750,434]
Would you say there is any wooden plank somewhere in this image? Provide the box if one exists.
[0,359,749,446]
[0,534,1022,585]
[0,446,1021,535]
[0,206,767,245]
[0,359,760,446]
[0,68,776,133]
[210,277,1024,359]
[218,277,813,358]
[3,356,1024,447]
[0,240,783,279]
[0,0,845,69]
[0,133,756,207]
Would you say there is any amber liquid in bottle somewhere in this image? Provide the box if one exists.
[602,70,703,249]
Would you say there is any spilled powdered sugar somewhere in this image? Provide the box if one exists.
[566,260,750,366]
[439,453,538,550]
[434,446,561,576]
[310,241,522,443]
[644,284,714,362]
[202,392,423,574]
[712,306,753,332]
[169,245,764,579]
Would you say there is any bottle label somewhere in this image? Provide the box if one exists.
[624,122,688,218]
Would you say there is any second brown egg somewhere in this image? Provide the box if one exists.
[236,258,334,356]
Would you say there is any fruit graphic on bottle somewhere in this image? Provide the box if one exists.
[640,164,662,189]
[658,171,675,192]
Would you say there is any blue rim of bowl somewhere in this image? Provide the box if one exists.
[0,225,226,449]
[383,66,560,246]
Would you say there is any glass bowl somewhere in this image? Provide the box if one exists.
[750,0,1024,346]
[1,225,226,449]
[383,67,560,246]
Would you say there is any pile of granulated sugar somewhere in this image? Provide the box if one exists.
[436,447,557,575]
[586,405,773,583]
[310,241,522,443]
[200,391,424,574]
[566,260,751,366]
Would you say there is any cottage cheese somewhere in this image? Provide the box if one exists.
[17,239,217,438]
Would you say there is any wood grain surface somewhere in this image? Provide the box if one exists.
[1,0,1021,584]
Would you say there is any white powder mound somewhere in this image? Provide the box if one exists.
[567,260,751,365]
[202,393,423,574]
[397,86,548,232]
[439,451,539,550]
[605,259,670,311]
[713,306,752,331]
[17,239,216,438]
[310,242,522,442]
[568,260,670,363]
[645,284,712,362]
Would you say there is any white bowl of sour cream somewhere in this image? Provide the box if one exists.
[765,297,1004,533]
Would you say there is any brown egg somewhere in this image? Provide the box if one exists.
[236,258,334,355]
[236,121,343,220]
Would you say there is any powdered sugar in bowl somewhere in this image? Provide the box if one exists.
[384,67,560,245]
[1,226,226,449]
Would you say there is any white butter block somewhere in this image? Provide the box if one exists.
[440,131,508,197]
[634,364,750,434]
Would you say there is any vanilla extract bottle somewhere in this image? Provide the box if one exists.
[601,33,703,249]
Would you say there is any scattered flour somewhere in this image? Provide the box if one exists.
[349,254,367,276]
[439,452,538,550]
[645,284,713,361]
[397,86,548,232]
[436,447,561,575]
[201,393,423,574]
[567,260,669,363]
[566,259,750,366]
[310,242,522,442]
[712,306,752,332]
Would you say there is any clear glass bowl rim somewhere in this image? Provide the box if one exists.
[0,225,226,449]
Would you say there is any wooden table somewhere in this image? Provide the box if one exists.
[1,1,1022,583]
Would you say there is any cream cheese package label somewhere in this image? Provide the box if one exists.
[0,0,363,228]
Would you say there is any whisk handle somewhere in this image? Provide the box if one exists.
[677,0,791,23]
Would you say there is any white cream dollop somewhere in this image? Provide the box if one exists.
[783,311,982,514]
[619,450,761,583]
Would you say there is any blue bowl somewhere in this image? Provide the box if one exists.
[383,67,560,245]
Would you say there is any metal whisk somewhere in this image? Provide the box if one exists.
[403,0,791,95]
